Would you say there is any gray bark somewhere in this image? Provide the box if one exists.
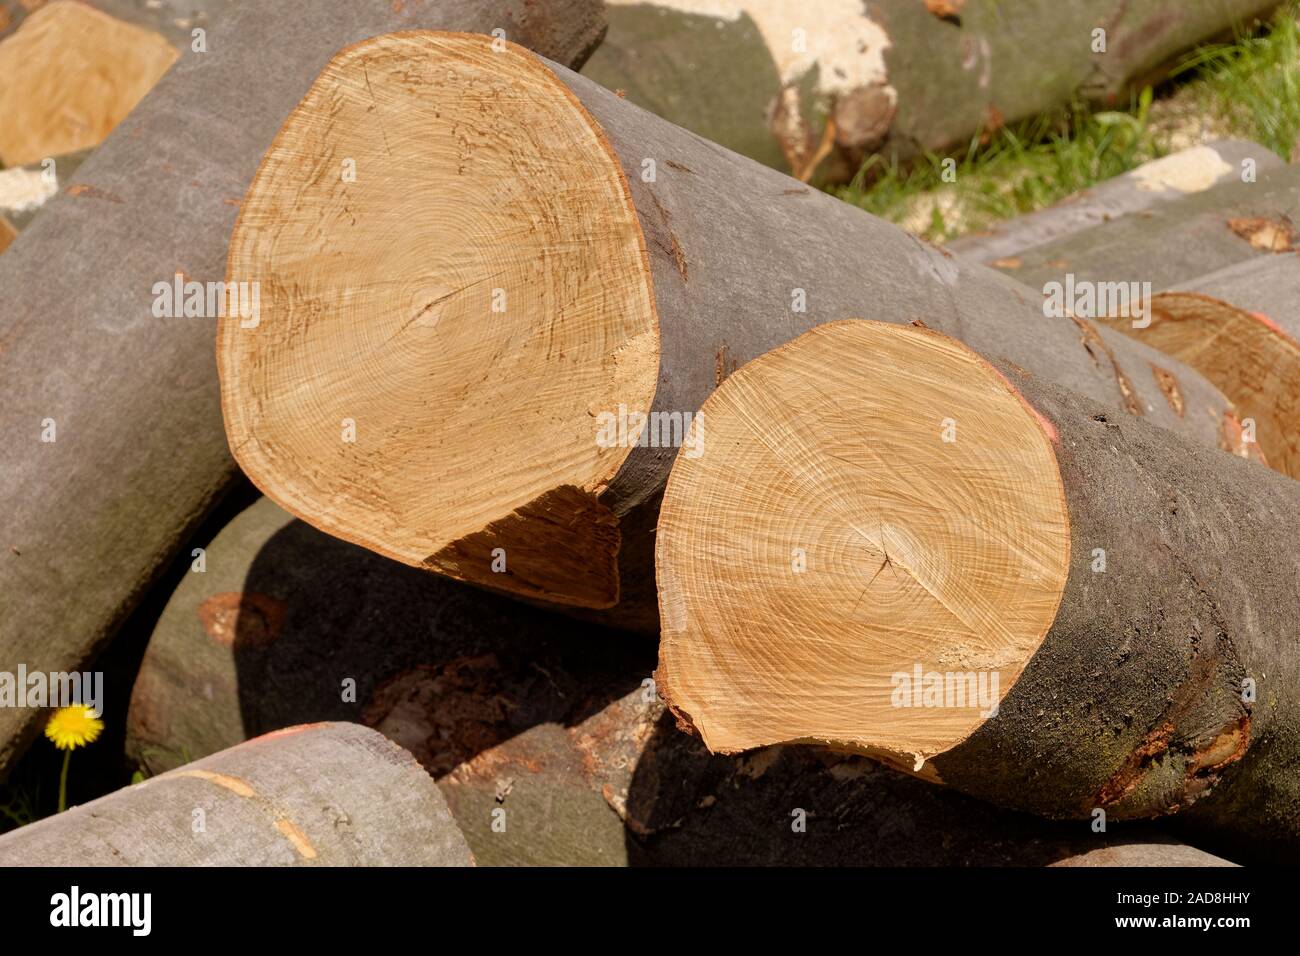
[0,722,473,865]
[925,360,1300,863]
[0,0,607,780]
[124,497,1235,865]
[947,140,1282,263]
[987,159,1300,292]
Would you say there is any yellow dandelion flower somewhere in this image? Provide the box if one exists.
[44,705,103,751]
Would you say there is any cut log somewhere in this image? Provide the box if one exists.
[0,0,608,781]
[655,320,1300,862]
[219,32,1243,632]
[1098,256,1300,479]
[581,0,1280,181]
[989,159,1300,293]
[948,140,1282,264]
[124,497,1235,866]
[0,1,179,167]
[0,722,473,865]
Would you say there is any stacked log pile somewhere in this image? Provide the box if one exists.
[1,3,1296,869]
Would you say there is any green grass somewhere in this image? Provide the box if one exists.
[833,4,1300,244]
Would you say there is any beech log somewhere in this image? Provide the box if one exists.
[989,159,1300,293]
[124,498,1234,866]
[582,1,1280,182]
[0,722,473,866]
[655,320,1300,862]
[218,32,1243,633]
[0,0,608,781]
[948,140,1281,264]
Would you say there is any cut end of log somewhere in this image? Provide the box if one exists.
[655,320,1070,765]
[1105,292,1300,480]
[219,32,659,605]
[0,0,179,167]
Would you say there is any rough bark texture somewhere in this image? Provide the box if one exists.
[948,140,1282,264]
[925,361,1300,864]
[0,722,473,865]
[582,0,1279,181]
[326,49,1237,630]
[0,0,608,781]
[989,159,1300,292]
[124,498,1234,866]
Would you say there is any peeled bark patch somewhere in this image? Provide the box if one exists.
[655,319,1300,858]
[657,320,1071,764]
[220,33,659,606]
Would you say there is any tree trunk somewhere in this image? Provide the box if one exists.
[656,319,1300,862]
[947,140,1281,264]
[580,0,1280,182]
[124,497,1236,866]
[0,0,607,781]
[219,33,1244,634]
[1097,256,1300,479]
[987,159,1300,294]
[0,722,473,865]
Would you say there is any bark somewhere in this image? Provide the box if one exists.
[654,320,1300,863]
[1101,255,1300,479]
[220,35,1242,633]
[124,497,1235,866]
[0,0,608,781]
[938,359,1300,862]
[0,722,473,865]
[581,0,1280,182]
[947,140,1282,264]
[988,158,1300,293]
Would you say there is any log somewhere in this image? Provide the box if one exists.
[988,159,1300,293]
[0,214,13,253]
[947,140,1282,264]
[0,722,473,865]
[0,0,608,781]
[0,1,179,167]
[580,0,1280,182]
[124,497,1235,866]
[219,32,1244,633]
[1097,256,1300,479]
[655,319,1300,862]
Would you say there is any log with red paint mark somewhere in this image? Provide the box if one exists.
[655,320,1300,862]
